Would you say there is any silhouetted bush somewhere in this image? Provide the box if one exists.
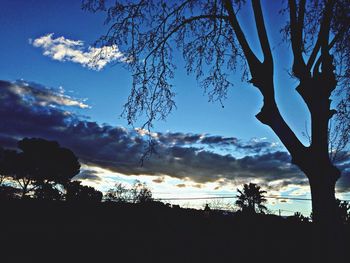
[66,181,102,203]
[33,182,62,201]
[104,180,153,203]
[104,182,129,202]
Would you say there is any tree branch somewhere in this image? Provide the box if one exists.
[306,0,335,71]
[144,14,229,63]
[289,0,307,79]
[223,0,261,72]
[224,1,306,163]
[252,0,273,67]
[256,101,308,166]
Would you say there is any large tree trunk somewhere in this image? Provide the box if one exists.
[308,170,337,224]
[303,163,345,262]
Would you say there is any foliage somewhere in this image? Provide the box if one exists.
[235,183,267,214]
[0,138,80,198]
[33,182,62,201]
[18,138,80,185]
[66,181,103,203]
[207,199,234,211]
[130,180,153,203]
[104,180,153,203]
[104,182,129,202]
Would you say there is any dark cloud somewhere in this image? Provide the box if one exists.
[155,132,277,154]
[237,139,278,154]
[0,79,349,193]
[74,170,102,182]
[152,177,165,184]
[156,132,202,145]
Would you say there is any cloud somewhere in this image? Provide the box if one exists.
[31,33,126,70]
[152,177,165,184]
[74,169,102,182]
[9,80,89,109]
[137,130,279,154]
[0,79,349,193]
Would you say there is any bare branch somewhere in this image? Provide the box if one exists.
[289,0,307,79]
[143,14,229,64]
[252,0,273,67]
[223,0,261,71]
[306,0,335,71]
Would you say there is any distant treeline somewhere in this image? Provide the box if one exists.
[1,137,349,225]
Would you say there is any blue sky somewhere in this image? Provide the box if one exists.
[0,0,310,140]
[0,0,349,215]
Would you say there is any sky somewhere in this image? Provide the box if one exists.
[0,0,349,216]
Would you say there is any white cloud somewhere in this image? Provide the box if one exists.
[31,33,126,70]
[11,80,90,109]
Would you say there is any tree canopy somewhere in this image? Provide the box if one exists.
[235,183,267,214]
[18,138,81,185]
[0,138,81,198]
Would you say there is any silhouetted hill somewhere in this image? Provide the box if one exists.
[0,200,348,263]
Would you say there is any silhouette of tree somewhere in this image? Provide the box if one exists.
[0,138,80,198]
[18,138,81,186]
[65,181,102,203]
[130,180,153,203]
[84,1,349,227]
[235,183,267,214]
[0,148,32,197]
[104,180,153,203]
[104,182,129,202]
[207,199,234,211]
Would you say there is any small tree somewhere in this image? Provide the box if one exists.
[104,183,129,202]
[130,180,153,203]
[236,183,267,214]
[207,199,234,211]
